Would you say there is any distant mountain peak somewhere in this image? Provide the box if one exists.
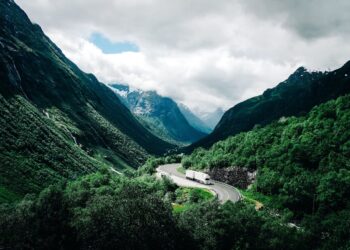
[111,83,129,91]
[288,66,309,80]
[341,60,350,69]
[295,66,307,72]
[110,84,206,144]
[289,66,326,79]
[199,108,225,130]
[178,103,212,134]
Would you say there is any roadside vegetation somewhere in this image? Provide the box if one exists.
[182,94,350,249]
[172,187,215,213]
[136,154,182,175]
[0,168,308,250]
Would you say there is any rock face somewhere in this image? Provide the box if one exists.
[110,84,207,145]
[208,167,256,189]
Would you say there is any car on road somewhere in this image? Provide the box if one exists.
[185,170,211,184]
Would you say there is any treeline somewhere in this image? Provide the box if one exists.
[0,169,308,250]
[182,94,350,248]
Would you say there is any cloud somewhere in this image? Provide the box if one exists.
[240,0,350,40]
[15,0,350,115]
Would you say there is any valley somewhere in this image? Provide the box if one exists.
[0,0,349,249]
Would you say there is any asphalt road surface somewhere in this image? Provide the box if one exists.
[157,163,241,203]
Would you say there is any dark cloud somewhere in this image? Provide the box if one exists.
[241,0,350,40]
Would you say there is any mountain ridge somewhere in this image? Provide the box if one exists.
[178,103,212,134]
[0,0,174,198]
[110,83,207,145]
[186,62,350,152]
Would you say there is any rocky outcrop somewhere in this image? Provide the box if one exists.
[208,167,256,189]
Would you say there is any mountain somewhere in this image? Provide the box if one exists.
[178,103,212,134]
[0,0,174,199]
[187,64,350,151]
[110,84,207,145]
[182,93,350,248]
[200,108,225,129]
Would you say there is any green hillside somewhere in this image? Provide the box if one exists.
[0,95,101,201]
[0,0,174,200]
[187,65,350,152]
[183,94,350,239]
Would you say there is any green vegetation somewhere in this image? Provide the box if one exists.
[172,187,214,213]
[0,0,175,198]
[0,170,180,249]
[175,187,214,203]
[183,94,350,249]
[0,0,174,159]
[172,203,188,213]
[238,185,281,210]
[91,146,134,172]
[0,95,100,200]
[188,63,350,151]
[0,187,21,203]
[0,1,350,249]
[137,155,182,175]
[0,169,309,250]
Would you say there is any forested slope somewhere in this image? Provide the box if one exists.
[0,0,173,200]
[0,169,308,250]
[183,94,350,247]
[187,64,350,151]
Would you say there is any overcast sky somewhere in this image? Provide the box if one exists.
[16,0,350,116]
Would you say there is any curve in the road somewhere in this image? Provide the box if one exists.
[157,163,241,203]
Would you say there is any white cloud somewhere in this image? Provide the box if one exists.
[16,0,350,115]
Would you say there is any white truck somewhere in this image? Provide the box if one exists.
[185,170,211,185]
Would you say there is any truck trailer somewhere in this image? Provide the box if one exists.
[185,170,211,185]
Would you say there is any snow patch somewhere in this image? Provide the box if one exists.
[114,89,129,97]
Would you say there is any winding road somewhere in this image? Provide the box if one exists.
[156,163,241,203]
